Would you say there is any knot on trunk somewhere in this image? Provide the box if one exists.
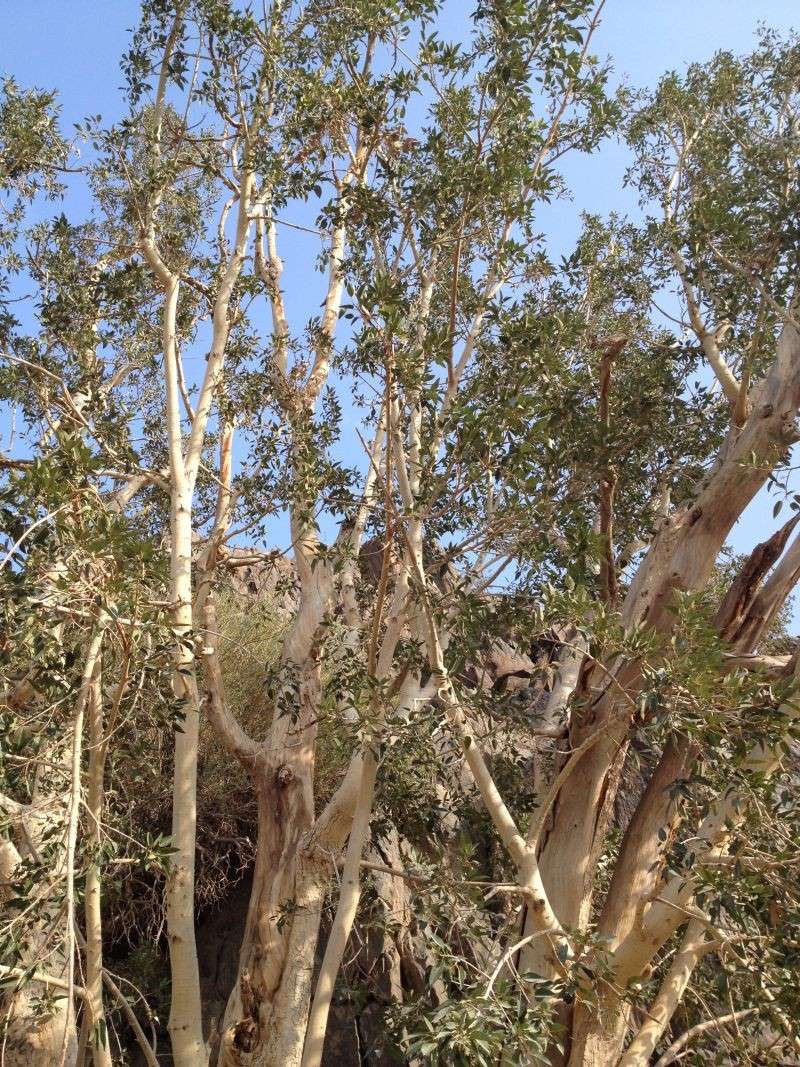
[276,763,295,787]
[232,1018,257,1053]
[232,969,260,1052]
[779,412,800,444]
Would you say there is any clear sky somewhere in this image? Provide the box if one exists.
[2,1,799,619]
[4,2,799,112]
[4,2,799,223]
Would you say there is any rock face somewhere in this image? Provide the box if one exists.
[223,548,298,612]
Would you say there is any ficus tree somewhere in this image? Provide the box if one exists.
[1,4,800,1067]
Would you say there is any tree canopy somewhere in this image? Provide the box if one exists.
[1,4,800,1066]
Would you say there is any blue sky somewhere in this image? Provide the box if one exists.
[4,2,798,118]
[2,1,799,618]
[4,2,798,235]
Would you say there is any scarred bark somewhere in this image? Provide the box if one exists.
[217,750,324,1067]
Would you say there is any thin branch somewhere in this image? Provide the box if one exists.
[653,1007,758,1067]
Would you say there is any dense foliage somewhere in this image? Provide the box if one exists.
[1,4,800,1066]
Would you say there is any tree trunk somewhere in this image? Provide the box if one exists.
[145,265,207,1066]
[217,748,325,1067]
[524,316,800,1059]
[85,664,113,1067]
[1,986,77,1067]
[0,816,77,1067]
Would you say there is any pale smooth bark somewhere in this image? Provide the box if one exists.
[139,38,259,1053]
[84,662,113,1067]
[581,659,800,1067]
[157,273,207,1066]
[63,622,107,1067]
[137,7,206,1056]
[617,919,710,1067]
[530,310,800,994]
[301,746,379,1067]
[567,514,800,1064]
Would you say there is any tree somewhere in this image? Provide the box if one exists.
[1,4,800,1066]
